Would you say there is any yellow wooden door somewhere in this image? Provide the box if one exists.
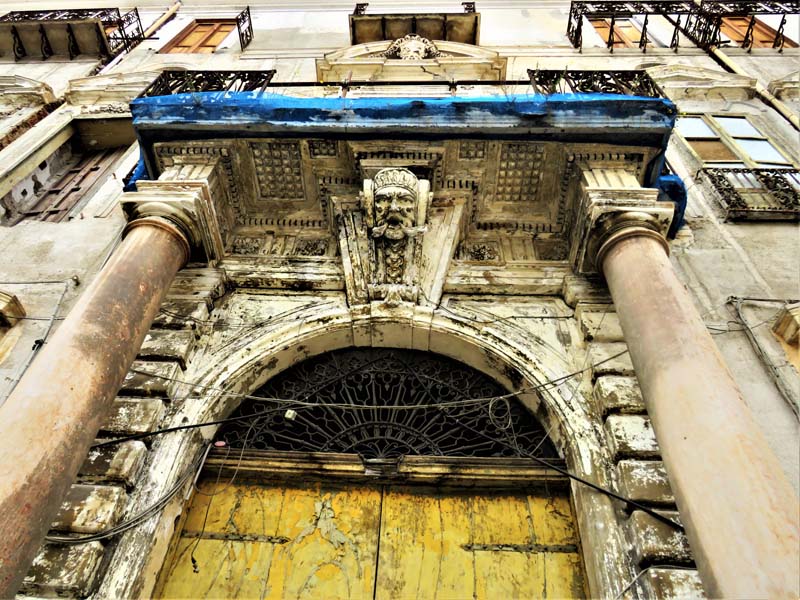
[155,480,585,599]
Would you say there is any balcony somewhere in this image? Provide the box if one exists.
[0,8,144,61]
[349,2,480,45]
[139,69,665,99]
[701,167,800,220]
[567,0,799,51]
[140,70,277,98]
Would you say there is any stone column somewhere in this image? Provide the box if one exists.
[0,165,226,596]
[575,168,799,598]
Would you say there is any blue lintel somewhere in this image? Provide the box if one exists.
[131,91,677,137]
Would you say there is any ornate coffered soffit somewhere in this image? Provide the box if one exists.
[128,94,677,295]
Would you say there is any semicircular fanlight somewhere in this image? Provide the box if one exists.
[217,348,557,460]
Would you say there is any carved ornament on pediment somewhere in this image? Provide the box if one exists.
[767,71,800,101]
[65,71,160,111]
[315,40,506,82]
[646,65,756,101]
[0,76,56,106]
[382,34,444,60]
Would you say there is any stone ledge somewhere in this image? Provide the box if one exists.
[643,567,706,599]
[151,299,209,330]
[589,343,635,378]
[78,441,147,487]
[576,303,624,342]
[593,375,645,416]
[562,275,610,307]
[52,484,127,534]
[617,460,675,506]
[120,361,180,399]
[22,542,104,597]
[166,268,227,309]
[628,510,693,566]
[605,415,660,461]
[100,398,165,436]
[138,330,196,369]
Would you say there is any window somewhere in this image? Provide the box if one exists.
[720,17,798,49]
[676,115,800,219]
[676,115,795,169]
[589,17,664,49]
[161,20,236,54]
[1,145,127,225]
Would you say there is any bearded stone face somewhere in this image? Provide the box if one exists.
[398,38,428,60]
[373,185,416,240]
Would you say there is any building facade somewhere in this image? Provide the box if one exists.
[0,1,798,598]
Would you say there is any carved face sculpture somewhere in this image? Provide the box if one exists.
[398,37,428,60]
[374,187,416,239]
[383,34,440,60]
[372,168,418,240]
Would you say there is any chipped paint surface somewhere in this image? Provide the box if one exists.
[154,479,585,599]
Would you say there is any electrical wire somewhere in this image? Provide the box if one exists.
[613,565,698,600]
[45,446,209,545]
[727,296,799,418]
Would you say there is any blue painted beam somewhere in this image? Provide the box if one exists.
[131,92,676,134]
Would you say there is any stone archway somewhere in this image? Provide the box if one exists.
[154,346,586,599]
[96,303,635,599]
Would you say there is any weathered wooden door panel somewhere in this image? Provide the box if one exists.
[155,481,381,599]
[376,487,585,600]
[156,478,585,599]
[375,487,475,600]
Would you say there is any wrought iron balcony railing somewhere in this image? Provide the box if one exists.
[139,69,665,99]
[567,0,799,51]
[0,7,144,61]
[140,70,278,98]
[701,167,800,220]
[527,68,664,97]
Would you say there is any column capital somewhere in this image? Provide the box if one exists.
[570,167,674,275]
[120,158,232,265]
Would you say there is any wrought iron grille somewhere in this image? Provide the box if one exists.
[217,348,559,460]
[528,68,663,97]
[140,70,277,97]
[0,8,122,22]
[0,7,144,60]
[566,0,799,50]
[701,167,800,220]
[236,6,254,51]
[139,69,664,98]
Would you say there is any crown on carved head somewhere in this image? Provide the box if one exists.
[372,168,418,194]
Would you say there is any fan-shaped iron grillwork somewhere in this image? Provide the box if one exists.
[218,348,558,460]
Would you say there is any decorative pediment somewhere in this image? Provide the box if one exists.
[316,40,506,82]
[0,76,56,107]
[768,71,800,101]
[65,71,160,113]
[646,65,756,101]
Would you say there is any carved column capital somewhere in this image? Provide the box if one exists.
[120,158,231,265]
[570,167,674,275]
